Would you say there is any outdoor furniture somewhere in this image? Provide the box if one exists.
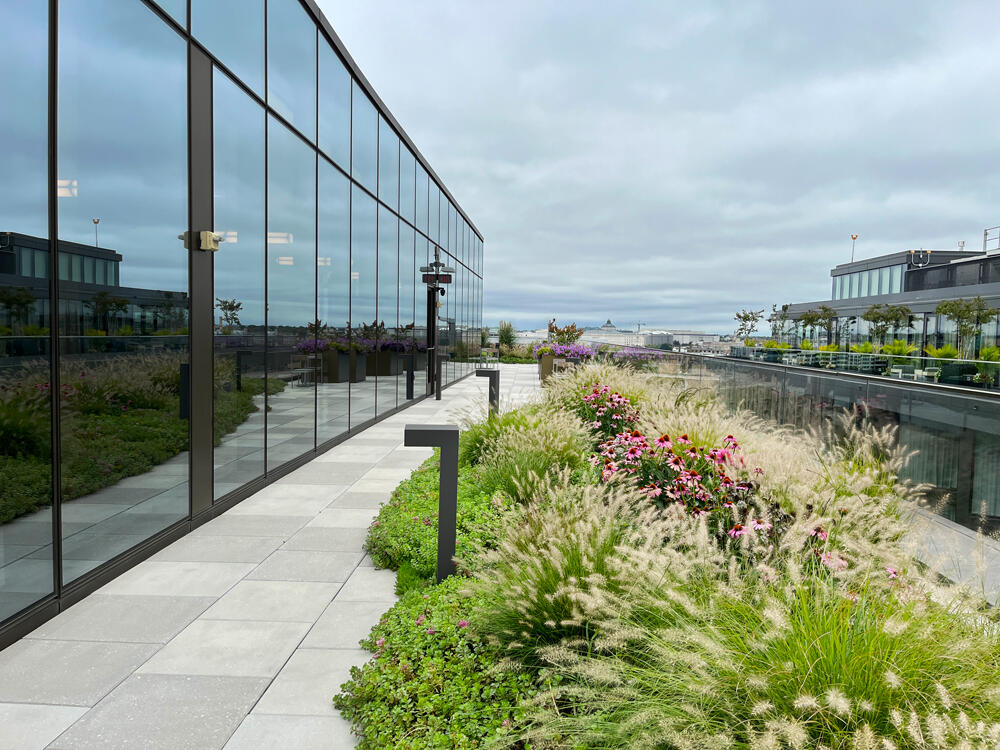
[889,367,904,378]
[292,367,316,386]
[923,367,942,382]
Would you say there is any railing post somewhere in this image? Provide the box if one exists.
[475,368,500,413]
[435,355,443,400]
[406,353,415,400]
[403,424,459,583]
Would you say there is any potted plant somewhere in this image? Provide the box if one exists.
[533,343,556,381]
[974,345,1000,387]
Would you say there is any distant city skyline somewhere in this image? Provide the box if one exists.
[320,0,998,332]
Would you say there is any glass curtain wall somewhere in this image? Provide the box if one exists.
[0,0,483,636]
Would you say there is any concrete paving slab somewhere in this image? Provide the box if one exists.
[0,702,87,750]
[202,581,340,623]
[223,714,356,750]
[253,648,368,717]
[247,550,362,583]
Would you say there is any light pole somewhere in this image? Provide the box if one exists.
[93,218,101,247]
[850,233,858,263]
[419,246,455,398]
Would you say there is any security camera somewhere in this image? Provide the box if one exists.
[438,287,446,297]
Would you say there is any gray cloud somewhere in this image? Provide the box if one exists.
[319,0,1000,331]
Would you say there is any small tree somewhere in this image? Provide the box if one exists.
[734,308,765,342]
[547,318,584,344]
[815,305,838,345]
[498,320,515,350]
[797,309,822,343]
[862,303,911,347]
[0,286,36,334]
[216,298,244,334]
[86,291,129,334]
[935,297,999,358]
[768,304,791,340]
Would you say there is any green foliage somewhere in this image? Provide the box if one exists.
[497,320,516,350]
[862,303,912,346]
[333,577,537,750]
[547,318,584,344]
[458,410,532,468]
[976,345,1000,382]
[762,340,791,349]
[22,324,49,336]
[924,343,960,361]
[799,339,814,350]
[936,296,999,356]
[819,343,840,352]
[0,383,50,458]
[734,308,765,339]
[0,457,51,523]
[849,341,875,353]
[365,457,513,580]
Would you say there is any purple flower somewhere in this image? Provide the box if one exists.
[457,620,469,628]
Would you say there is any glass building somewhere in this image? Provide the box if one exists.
[0,0,483,646]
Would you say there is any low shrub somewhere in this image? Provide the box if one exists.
[333,577,538,750]
[458,409,533,468]
[365,456,513,581]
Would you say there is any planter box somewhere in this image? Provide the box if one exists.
[365,350,403,377]
[538,353,555,382]
[322,350,366,382]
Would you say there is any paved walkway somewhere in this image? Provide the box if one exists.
[0,365,541,750]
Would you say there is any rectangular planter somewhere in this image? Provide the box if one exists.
[538,353,555,382]
[365,350,403,377]
[322,350,365,382]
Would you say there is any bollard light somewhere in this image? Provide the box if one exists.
[403,424,459,583]
[475,368,500,413]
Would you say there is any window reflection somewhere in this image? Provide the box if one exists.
[399,148,415,225]
[213,70,266,499]
[317,159,350,441]
[376,207,398,415]
[193,0,265,96]
[57,0,189,584]
[378,118,399,212]
[398,222,417,401]
[267,116,316,469]
[415,165,428,236]
[350,186,376,425]
[351,83,377,193]
[267,0,316,141]
[319,42,351,170]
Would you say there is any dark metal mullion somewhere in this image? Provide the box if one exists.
[48,0,63,600]
[313,24,319,451]
[263,0,270,471]
[346,78,352,430]
[374,111,380,415]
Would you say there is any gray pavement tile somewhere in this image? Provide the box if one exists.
[302,600,387,650]
[281,527,366,553]
[247,550,362,583]
[333,567,398,603]
[305,508,378,529]
[326,490,389,510]
[98,561,254,598]
[201,581,340,623]
[0,702,87,750]
[0,639,158,706]
[223,714,356,750]
[47,674,269,750]
[138,619,310,678]
[151,534,284,564]
[276,462,371,485]
[253,648,369,717]
[226,487,348,517]
[192,514,311,538]
[28,595,215,644]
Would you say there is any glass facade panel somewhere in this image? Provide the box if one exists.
[376,207,398,415]
[859,269,869,297]
[317,159,351,442]
[58,0,189,583]
[0,1,52,623]
[879,266,890,295]
[415,165,428,235]
[351,83,377,192]
[193,0,265,96]
[266,116,316,469]
[318,42,350,170]
[399,147,416,226]
[378,118,399,212]
[213,69,266,499]
[890,264,903,293]
[849,271,859,298]
[350,186,376,425]
[267,0,316,141]
[0,0,484,641]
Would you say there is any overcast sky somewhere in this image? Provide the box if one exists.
[317,0,1000,333]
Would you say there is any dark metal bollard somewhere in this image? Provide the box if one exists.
[179,363,190,420]
[406,353,415,400]
[404,424,459,583]
[475,368,500,414]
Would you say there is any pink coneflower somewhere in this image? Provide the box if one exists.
[722,500,734,509]
[625,445,643,460]
[723,435,739,448]
[666,453,685,470]
[457,620,469,628]
[886,566,898,580]
[820,552,848,571]
[728,524,746,538]
[751,518,771,531]
[810,526,828,541]
[655,434,672,449]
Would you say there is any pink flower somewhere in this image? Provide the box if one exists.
[457,620,469,628]
[810,526,828,541]
[751,518,771,531]
[886,566,898,580]
[625,445,643,460]
[375,637,386,648]
[677,434,692,446]
[426,627,436,634]
[820,552,848,571]
[728,524,746,539]
[666,454,685,470]
[752,467,764,476]
[415,614,426,625]
[655,434,672,449]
